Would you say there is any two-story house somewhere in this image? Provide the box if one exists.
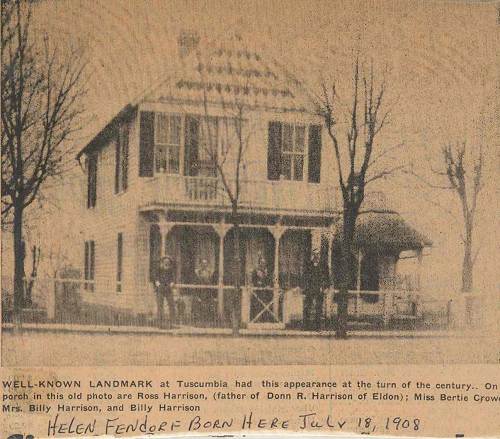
[74,33,431,329]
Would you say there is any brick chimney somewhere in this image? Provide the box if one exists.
[178,30,200,58]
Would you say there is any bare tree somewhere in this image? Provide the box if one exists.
[200,89,251,336]
[1,0,86,321]
[442,142,484,293]
[412,141,484,293]
[317,58,396,338]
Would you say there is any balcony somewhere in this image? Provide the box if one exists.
[138,174,338,214]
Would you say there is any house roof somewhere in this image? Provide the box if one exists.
[142,32,312,113]
[76,104,136,160]
[336,212,433,252]
[76,33,312,159]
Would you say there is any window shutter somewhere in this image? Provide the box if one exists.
[308,124,322,183]
[149,224,161,281]
[114,132,120,194]
[89,241,95,280]
[87,153,97,208]
[184,116,199,176]
[139,111,155,177]
[267,121,282,180]
[122,123,129,189]
[84,241,89,280]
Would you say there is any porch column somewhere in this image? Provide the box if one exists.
[325,234,335,320]
[416,248,423,291]
[158,223,173,258]
[327,236,334,279]
[271,226,285,318]
[214,224,230,320]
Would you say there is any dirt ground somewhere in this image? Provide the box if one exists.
[2,330,498,366]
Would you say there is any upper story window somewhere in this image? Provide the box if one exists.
[194,117,219,177]
[115,123,129,193]
[87,152,97,208]
[281,124,305,181]
[155,113,181,174]
[268,121,322,183]
[139,111,218,178]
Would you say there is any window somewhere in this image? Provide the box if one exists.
[198,116,218,177]
[281,123,305,181]
[140,112,222,178]
[84,240,95,291]
[154,114,181,174]
[87,153,97,208]
[116,233,123,292]
[268,122,322,183]
[115,123,129,193]
[184,115,218,177]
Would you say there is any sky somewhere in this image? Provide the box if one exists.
[15,0,500,293]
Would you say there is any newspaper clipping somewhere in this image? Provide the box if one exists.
[1,0,499,437]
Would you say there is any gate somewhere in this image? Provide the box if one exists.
[243,287,284,328]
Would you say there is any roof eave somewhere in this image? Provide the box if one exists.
[76,104,138,160]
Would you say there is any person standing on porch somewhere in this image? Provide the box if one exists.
[193,258,217,325]
[153,256,177,329]
[303,248,330,330]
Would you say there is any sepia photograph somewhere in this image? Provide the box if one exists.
[1,0,498,368]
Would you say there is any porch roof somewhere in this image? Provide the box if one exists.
[337,212,432,252]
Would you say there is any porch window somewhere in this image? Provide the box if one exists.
[154,113,181,174]
[84,240,95,291]
[116,233,123,292]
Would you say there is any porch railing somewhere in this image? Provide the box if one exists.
[172,284,284,327]
[140,174,338,213]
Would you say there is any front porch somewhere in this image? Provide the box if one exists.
[147,213,319,329]
[141,207,432,330]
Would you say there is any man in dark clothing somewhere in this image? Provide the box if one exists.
[193,258,217,325]
[153,256,176,329]
[303,248,330,330]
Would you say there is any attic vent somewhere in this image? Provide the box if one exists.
[178,30,200,57]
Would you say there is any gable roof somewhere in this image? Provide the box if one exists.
[76,104,136,160]
[76,33,312,159]
[143,33,311,112]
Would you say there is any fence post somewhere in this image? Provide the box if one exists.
[241,286,250,325]
[382,292,389,328]
[446,299,452,328]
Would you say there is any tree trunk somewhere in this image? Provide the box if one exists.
[13,203,25,323]
[336,207,356,339]
[461,228,473,293]
[25,245,39,307]
[231,207,241,336]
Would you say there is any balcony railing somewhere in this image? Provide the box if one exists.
[140,174,339,213]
